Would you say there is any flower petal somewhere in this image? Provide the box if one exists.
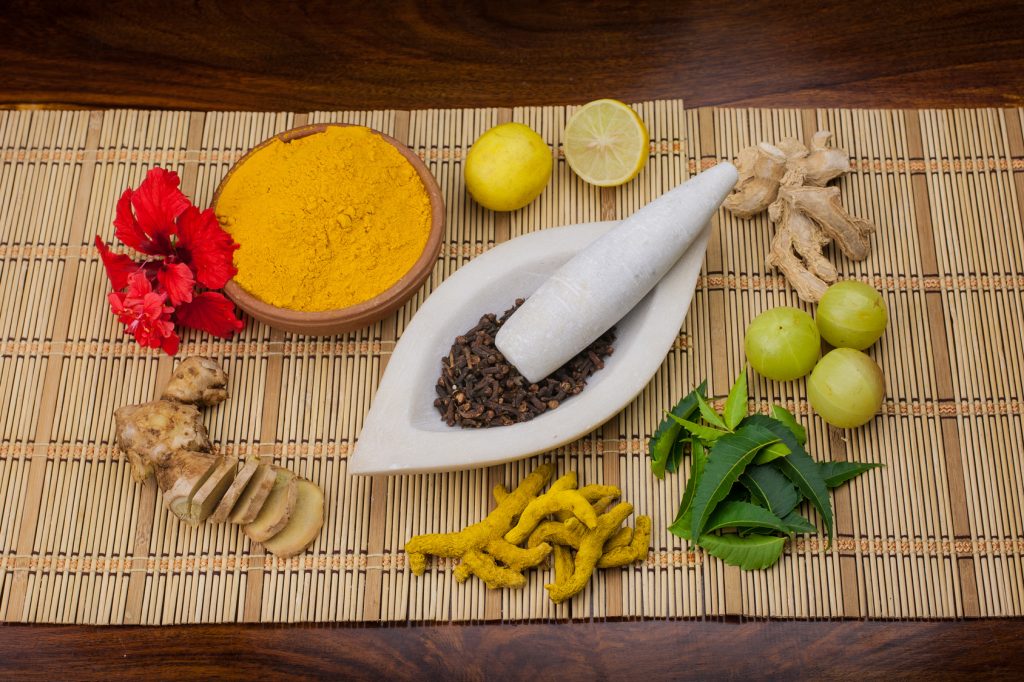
[125,270,156,299]
[94,236,141,291]
[114,168,191,256]
[174,291,244,339]
[156,261,195,305]
[160,330,181,356]
[175,206,239,288]
[112,188,152,254]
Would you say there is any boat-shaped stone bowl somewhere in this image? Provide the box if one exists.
[348,219,710,475]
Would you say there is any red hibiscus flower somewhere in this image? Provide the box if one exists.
[95,167,244,355]
[109,272,180,355]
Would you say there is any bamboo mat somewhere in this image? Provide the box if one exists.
[0,101,1022,624]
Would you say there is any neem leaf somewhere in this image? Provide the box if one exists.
[819,461,882,488]
[666,414,729,442]
[753,441,790,465]
[690,423,780,539]
[704,500,790,534]
[669,440,707,540]
[665,438,687,475]
[740,464,801,518]
[770,404,807,446]
[649,381,706,478]
[698,533,787,570]
[743,415,834,544]
[781,511,817,534]
[723,369,748,430]
[694,391,729,431]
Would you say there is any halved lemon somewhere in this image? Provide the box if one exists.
[563,99,649,187]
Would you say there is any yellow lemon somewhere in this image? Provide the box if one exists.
[563,99,648,186]
[465,123,552,211]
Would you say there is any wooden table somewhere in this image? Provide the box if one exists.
[2,1,1023,678]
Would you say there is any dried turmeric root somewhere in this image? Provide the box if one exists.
[114,356,324,557]
[725,131,877,302]
[545,502,635,604]
[408,463,649,602]
[405,463,554,579]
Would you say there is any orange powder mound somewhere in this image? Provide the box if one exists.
[215,125,431,312]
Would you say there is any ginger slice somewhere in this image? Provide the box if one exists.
[264,478,325,558]
[155,450,219,523]
[187,454,238,525]
[230,463,278,525]
[245,468,298,542]
[210,459,260,524]
[161,356,229,407]
[114,401,211,482]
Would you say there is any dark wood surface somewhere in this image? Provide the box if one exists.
[0,620,1021,680]
[3,0,1024,678]
[2,0,1023,111]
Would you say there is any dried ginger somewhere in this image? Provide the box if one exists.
[724,130,877,302]
[407,463,650,603]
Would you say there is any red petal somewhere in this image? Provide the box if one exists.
[94,236,141,290]
[160,330,180,356]
[175,206,239,288]
[112,188,152,254]
[125,270,156,299]
[156,261,195,305]
[113,168,191,256]
[174,291,244,339]
[131,168,190,236]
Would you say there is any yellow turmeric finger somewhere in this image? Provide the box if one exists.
[505,490,598,544]
[553,545,574,587]
[459,550,528,589]
[589,494,618,515]
[545,502,634,603]
[549,471,578,493]
[492,483,509,504]
[408,552,429,576]
[603,525,634,551]
[578,484,621,502]
[404,462,553,573]
[527,520,584,549]
[485,538,552,571]
[597,516,652,569]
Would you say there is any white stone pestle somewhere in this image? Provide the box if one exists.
[495,162,738,383]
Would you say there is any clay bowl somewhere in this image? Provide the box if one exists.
[214,123,445,336]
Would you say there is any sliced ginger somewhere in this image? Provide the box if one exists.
[263,478,325,558]
[210,459,260,524]
[725,130,876,302]
[230,463,278,525]
[245,468,298,543]
[113,357,325,557]
[155,449,218,523]
[407,463,650,603]
[189,455,238,525]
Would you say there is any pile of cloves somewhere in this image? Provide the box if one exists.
[434,299,616,428]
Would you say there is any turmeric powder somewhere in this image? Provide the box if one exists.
[215,125,432,312]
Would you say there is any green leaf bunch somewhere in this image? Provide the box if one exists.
[651,369,881,571]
